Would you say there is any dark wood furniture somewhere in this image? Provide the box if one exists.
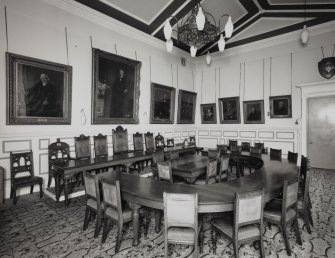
[166,138,174,147]
[74,134,91,159]
[168,149,179,161]
[112,126,129,154]
[298,169,313,234]
[210,189,265,257]
[48,138,71,187]
[194,158,218,185]
[270,148,282,161]
[217,144,228,154]
[144,132,155,152]
[93,134,108,158]
[133,132,144,152]
[157,161,173,183]
[208,149,220,159]
[287,151,298,164]
[219,155,230,181]
[0,166,5,204]
[228,139,238,150]
[155,133,165,148]
[241,142,251,152]
[10,151,43,204]
[189,136,196,146]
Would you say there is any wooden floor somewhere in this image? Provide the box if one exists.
[0,168,334,257]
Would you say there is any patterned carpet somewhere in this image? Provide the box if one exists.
[0,168,334,258]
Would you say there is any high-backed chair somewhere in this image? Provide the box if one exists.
[298,169,313,234]
[228,139,238,150]
[10,151,43,204]
[144,132,155,153]
[189,136,196,147]
[208,149,220,159]
[250,147,262,155]
[112,126,129,155]
[74,134,91,160]
[210,189,265,258]
[219,155,230,181]
[166,138,174,147]
[155,133,165,149]
[241,142,251,152]
[157,161,173,183]
[133,132,144,152]
[83,172,104,238]
[168,150,179,161]
[195,158,218,185]
[254,142,264,151]
[164,192,200,258]
[270,148,282,161]
[263,179,302,256]
[247,147,263,174]
[287,151,298,164]
[93,134,108,158]
[217,144,228,154]
[231,145,242,153]
[48,138,70,187]
[101,179,148,252]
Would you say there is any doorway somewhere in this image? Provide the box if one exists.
[307,95,335,170]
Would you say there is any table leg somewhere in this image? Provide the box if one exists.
[199,215,205,253]
[55,172,60,203]
[127,201,141,246]
[64,178,69,207]
[155,210,161,233]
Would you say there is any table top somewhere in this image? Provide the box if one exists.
[103,153,299,213]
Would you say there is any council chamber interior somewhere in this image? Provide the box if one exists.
[0,0,335,257]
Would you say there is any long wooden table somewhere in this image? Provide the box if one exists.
[52,146,199,206]
[103,153,298,247]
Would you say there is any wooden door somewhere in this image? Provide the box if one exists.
[307,96,335,169]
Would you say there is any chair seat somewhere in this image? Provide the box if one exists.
[106,206,133,221]
[167,226,199,244]
[211,214,260,241]
[87,199,104,210]
[264,205,296,222]
[194,177,217,185]
[13,176,43,186]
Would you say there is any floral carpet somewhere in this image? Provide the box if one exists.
[0,168,334,258]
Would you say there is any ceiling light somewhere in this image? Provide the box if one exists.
[166,39,173,52]
[206,51,211,65]
[300,0,309,45]
[163,0,233,59]
[190,46,197,57]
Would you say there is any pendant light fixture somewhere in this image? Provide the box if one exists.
[206,51,211,65]
[300,0,309,45]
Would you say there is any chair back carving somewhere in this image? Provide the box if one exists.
[155,133,165,148]
[231,145,242,153]
[49,138,70,163]
[169,150,179,161]
[229,140,238,149]
[250,147,262,155]
[133,132,144,152]
[164,192,198,230]
[112,126,129,154]
[74,134,91,159]
[241,142,251,152]
[235,189,264,226]
[152,149,165,165]
[208,149,220,159]
[10,151,34,180]
[93,134,108,158]
[287,151,298,164]
[101,179,122,220]
[270,148,282,161]
[206,159,218,184]
[189,136,196,146]
[144,132,155,152]
[157,161,173,183]
[166,138,174,147]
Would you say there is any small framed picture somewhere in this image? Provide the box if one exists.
[150,83,175,124]
[200,103,217,124]
[218,97,240,124]
[177,90,197,124]
[269,95,292,118]
[243,100,265,124]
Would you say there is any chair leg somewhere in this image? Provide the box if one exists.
[30,185,34,194]
[142,213,149,237]
[294,216,302,245]
[115,222,123,253]
[13,188,17,205]
[101,217,110,243]
[233,241,239,258]
[259,227,265,258]
[47,173,52,188]
[10,187,14,198]
[94,211,102,238]
[155,210,161,233]
[39,183,43,198]
[281,222,291,256]
[164,238,168,258]
[307,205,314,227]
[83,208,90,231]
[211,228,217,254]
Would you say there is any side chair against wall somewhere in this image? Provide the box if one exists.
[74,134,91,160]
[144,132,155,153]
[166,138,174,147]
[93,134,108,158]
[48,138,70,188]
[155,133,165,149]
[163,192,201,258]
[189,136,196,147]
[10,151,43,204]
[101,179,148,252]
[0,166,5,204]
[263,179,302,256]
[241,142,251,152]
[287,151,298,164]
[210,189,265,258]
[254,142,264,151]
[228,139,238,150]
[270,148,282,161]
[112,126,129,155]
[246,147,263,174]
[132,132,147,172]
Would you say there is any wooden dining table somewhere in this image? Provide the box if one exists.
[103,153,299,247]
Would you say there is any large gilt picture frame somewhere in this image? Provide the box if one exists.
[92,48,141,124]
[200,103,217,124]
[269,95,292,118]
[150,83,175,124]
[243,100,265,124]
[177,90,197,124]
[6,52,72,125]
[218,97,240,124]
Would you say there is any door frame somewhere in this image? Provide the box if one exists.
[297,80,335,158]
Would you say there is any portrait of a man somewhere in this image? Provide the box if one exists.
[270,95,292,118]
[177,90,197,124]
[243,100,265,124]
[218,97,240,124]
[150,83,175,124]
[92,48,141,124]
[200,103,217,124]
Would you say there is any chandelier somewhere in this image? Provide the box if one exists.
[163,0,234,62]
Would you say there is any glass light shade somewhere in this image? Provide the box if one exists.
[218,34,225,52]
[190,46,197,57]
[225,16,233,38]
[206,52,211,65]
[163,19,172,40]
[166,39,173,52]
[196,7,205,31]
[300,24,309,45]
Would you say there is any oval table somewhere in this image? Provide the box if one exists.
[103,153,299,248]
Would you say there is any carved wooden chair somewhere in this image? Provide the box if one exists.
[189,136,196,147]
[74,134,91,160]
[48,138,70,187]
[166,138,174,147]
[10,151,43,204]
[133,132,144,152]
[112,126,129,155]
[93,134,108,158]
[164,192,201,258]
[228,139,238,150]
[270,148,282,161]
[241,142,251,152]
[217,144,228,154]
[144,132,155,153]
[287,151,298,164]
[254,142,264,151]
[155,133,165,149]
[101,179,148,252]
[263,179,302,256]
[210,189,265,257]
[195,158,218,185]
[246,147,263,174]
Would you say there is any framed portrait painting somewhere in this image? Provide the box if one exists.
[6,52,72,125]
[218,97,240,124]
[200,103,217,124]
[91,48,141,124]
[150,83,175,124]
[243,100,265,124]
[269,95,292,118]
[177,90,197,124]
